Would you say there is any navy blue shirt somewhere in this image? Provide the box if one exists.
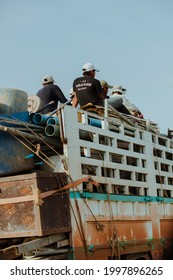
[36,84,67,114]
[73,76,103,107]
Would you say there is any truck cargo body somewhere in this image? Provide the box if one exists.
[0,105,173,260]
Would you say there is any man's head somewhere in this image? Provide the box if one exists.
[82,62,99,77]
[100,80,113,99]
[42,75,54,86]
[111,85,126,95]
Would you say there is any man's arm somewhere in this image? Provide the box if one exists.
[54,85,68,103]
[72,92,78,107]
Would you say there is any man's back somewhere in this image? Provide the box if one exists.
[36,84,67,114]
[121,95,140,113]
[73,75,102,107]
[111,85,143,118]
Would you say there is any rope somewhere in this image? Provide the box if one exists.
[7,113,71,176]
[99,151,121,259]
[69,197,89,259]
[8,131,56,170]
[7,113,60,156]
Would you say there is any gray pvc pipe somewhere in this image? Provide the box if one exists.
[45,124,60,137]
[46,116,59,125]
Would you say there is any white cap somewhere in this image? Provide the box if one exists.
[112,85,126,94]
[82,62,99,73]
[42,75,54,84]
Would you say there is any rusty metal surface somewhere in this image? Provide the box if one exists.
[69,198,173,260]
[0,172,71,238]
[71,221,173,260]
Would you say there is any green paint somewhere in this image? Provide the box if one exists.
[70,191,173,203]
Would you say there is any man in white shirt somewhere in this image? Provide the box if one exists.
[111,85,144,118]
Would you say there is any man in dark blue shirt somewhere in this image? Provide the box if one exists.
[36,75,67,114]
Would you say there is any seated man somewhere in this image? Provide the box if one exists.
[36,75,67,114]
[111,85,143,118]
[72,63,123,111]
[100,80,131,115]
[100,80,113,100]
[72,63,102,107]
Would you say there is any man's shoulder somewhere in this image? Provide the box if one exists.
[47,84,63,92]
[74,76,100,83]
[46,84,57,89]
[73,76,85,83]
[93,78,101,84]
[36,87,45,95]
[36,84,58,95]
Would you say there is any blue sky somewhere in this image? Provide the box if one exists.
[1,0,173,133]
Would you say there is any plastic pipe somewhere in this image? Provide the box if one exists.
[34,161,43,165]
[88,118,102,128]
[25,153,34,159]
[46,116,59,125]
[32,113,51,125]
[45,124,60,137]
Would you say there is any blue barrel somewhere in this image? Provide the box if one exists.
[0,88,28,114]
[0,132,34,176]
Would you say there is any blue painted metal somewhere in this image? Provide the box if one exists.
[0,132,34,176]
[0,111,30,127]
[70,191,173,204]
[0,111,35,176]
[156,197,164,202]
[144,196,153,202]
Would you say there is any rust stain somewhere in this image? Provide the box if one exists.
[19,185,33,196]
[1,204,17,216]
[21,215,35,228]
